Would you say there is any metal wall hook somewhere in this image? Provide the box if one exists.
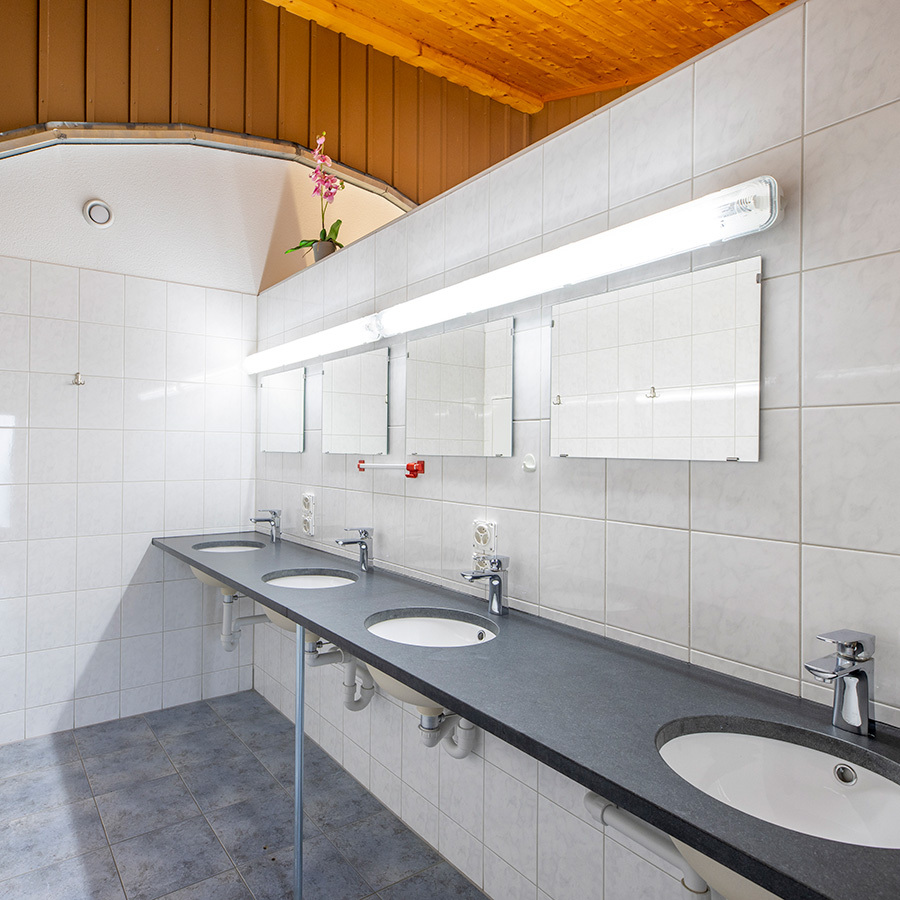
[552,394,562,405]
[72,372,85,386]
[645,386,658,398]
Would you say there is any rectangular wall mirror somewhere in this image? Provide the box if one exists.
[259,368,305,453]
[406,318,513,457]
[322,348,389,454]
[550,257,761,462]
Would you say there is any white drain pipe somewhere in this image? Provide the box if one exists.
[220,594,269,652]
[303,642,375,713]
[343,659,375,711]
[419,714,477,759]
[583,792,718,897]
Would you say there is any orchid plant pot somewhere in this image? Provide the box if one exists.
[313,240,337,261]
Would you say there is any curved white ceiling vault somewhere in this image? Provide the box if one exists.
[0,135,406,294]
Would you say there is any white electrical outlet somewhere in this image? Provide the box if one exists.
[473,520,497,556]
[302,493,316,536]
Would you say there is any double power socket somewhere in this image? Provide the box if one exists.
[301,493,316,537]
[472,519,498,570]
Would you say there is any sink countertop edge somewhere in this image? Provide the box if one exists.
[152,531,900,900]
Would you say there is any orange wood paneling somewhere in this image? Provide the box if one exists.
[39,0,86,122]
[210,0,245,132]
[172,0,210,125]
[488,102,509,168]
[245,0,279,136]
[309,23,340,140]
[391,58,418,203]
[365,47,393,187]
[0,0,40,133]
[130,0,171,122]
[467,92,490,181]
[1,0,644,204]
[338,35,367,174]
[86,0,130,123]
[417,70,442,202]
[442,80,468,193]
[278,9,310,146]
[258,0,793,113]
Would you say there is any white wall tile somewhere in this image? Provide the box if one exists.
[604,836,683,900]
[485,761,538,881]
[539,515,605,622]
[489,148,543,254]
[26,592,75,651]
[30,262,78,320]
[609,67,693,208]
[802,545,900,707]
[691,532,799,677]
[543,113,609,234]
[802,253,900,406]
[0,256,30,315]
[80,270,124,326]
[803,101,900,270]
[694,8,803,175]
[444,178,490,270]
[124,276,167,330]
[606,523,689,646]
[537,796,604,900]
[805,0,900,132]
[691,409,799,542]
[802,404,900,554]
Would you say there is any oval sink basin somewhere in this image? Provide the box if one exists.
[262,569,358,590]
[192,540,266,552]
[364,608,498,716]
[365,608,498,648]
[659,724,900,848]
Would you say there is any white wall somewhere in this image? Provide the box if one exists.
[0,257,258,742]
[253,0,900,895]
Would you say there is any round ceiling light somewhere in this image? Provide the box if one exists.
[83,199,113,228]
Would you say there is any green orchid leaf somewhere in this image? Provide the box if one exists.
[285,239,317,254]
[319,228,327,241]
[326,219,343,243]
[334,241,344,249]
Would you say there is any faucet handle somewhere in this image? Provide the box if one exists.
[345,527,372,538]
[258,508,281,517]
[817,630,875,660]
[485,555,509,572]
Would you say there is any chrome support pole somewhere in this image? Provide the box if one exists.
[293,624,306,899]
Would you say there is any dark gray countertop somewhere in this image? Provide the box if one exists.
[153,531,900,900]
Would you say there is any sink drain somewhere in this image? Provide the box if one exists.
[834,763,858,786]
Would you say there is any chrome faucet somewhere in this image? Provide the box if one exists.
[805,630,876,736]
[250,508,281,542]
[461,556,509,616]
[335,528,373,573]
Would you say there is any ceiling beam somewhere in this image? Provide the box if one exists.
[261,0,545,113]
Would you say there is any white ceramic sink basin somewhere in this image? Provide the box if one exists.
[363,608,499,716]
[659,730,900,848]
[192,540,266,553]
[366,610,498,648]
[262,569,357,590]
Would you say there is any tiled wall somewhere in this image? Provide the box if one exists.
[0,257,258,743]
[252,0,900,895]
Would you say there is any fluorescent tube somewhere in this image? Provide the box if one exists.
[243,176,779,374]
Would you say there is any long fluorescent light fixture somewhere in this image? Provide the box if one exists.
[244,176,780,374]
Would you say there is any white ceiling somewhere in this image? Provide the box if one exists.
[0,142,403,294]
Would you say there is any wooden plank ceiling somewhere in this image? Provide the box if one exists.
[261,0,794,112]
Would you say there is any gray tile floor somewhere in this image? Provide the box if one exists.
[0,691,488,900]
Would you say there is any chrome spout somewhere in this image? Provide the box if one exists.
[461,556,509,617]
[805,630,875,736]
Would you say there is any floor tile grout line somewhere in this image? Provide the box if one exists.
[2,694,489,899]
